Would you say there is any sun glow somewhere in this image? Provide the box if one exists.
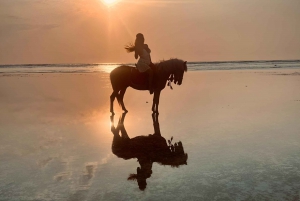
[101,0,119,7]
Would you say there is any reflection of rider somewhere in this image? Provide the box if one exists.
[111,113,188,191]
[125,33,154,94]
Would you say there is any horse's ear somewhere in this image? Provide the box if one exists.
[184,61,187,72]
[184,61,187,64]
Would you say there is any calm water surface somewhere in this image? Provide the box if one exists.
[0,70,300,200]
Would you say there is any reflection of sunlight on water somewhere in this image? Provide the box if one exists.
[0,63,131,73]
[81,110,114,142]
[99,64,121,73]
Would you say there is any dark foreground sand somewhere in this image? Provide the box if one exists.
[0,69,300,200]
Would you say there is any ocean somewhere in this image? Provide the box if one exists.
[1,60,300,73]
[1,60,300,200]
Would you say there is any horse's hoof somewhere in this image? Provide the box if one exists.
[123,109,128,113]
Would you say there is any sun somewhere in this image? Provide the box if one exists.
[102,0,119,7]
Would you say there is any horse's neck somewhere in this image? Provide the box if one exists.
[158,65,173,79]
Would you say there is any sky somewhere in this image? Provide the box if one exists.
[0,0,300,64]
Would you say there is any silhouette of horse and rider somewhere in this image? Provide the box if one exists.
[109,33,188,190]
[110,33,187,114]
[110,112,188,191]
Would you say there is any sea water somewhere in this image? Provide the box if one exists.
[1,60,300,74]
[1,62,300,200]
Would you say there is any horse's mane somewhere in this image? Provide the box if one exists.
[155,58,187,72]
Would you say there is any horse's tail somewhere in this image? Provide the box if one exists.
[109,68,118,92]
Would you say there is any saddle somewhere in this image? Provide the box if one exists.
[130,68,148,86]
[130,62,156,87]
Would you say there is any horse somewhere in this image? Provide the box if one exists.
[109,58,187,114]
[110,112,188,190]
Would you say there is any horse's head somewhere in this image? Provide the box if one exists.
[159,140,188,167]
[157,59,187,86]
[173,60,187,86]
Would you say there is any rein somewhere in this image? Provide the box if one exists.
[167,74,174,90]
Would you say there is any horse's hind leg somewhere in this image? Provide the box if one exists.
[110,91,118,115]
[118,88,128,113]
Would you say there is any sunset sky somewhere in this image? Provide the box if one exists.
[0,0,299,64]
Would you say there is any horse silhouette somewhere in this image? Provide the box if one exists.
[109,59,187,114]
[110,113,188,190]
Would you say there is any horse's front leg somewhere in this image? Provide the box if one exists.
[152,90,161,113]
[110,91,118,115]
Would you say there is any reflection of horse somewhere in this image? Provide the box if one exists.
[111,113,188,191]
[110,59,187,114]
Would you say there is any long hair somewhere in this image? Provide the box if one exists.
[124,33,144,53]
[124,43,135,53]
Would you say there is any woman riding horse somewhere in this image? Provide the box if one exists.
[110,58,187,114]
[125,33,154,94]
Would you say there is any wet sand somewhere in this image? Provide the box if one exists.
[0,69,300,200]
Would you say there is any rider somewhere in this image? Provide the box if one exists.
[125,33,154,94]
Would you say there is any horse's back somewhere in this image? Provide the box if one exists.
[110,65,150,90]
[110,65,134,90]
[110,65,133,77]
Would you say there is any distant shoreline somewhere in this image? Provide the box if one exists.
[0,60,300,74]
[1,59,300,67]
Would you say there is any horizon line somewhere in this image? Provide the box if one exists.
[0,59,300,67]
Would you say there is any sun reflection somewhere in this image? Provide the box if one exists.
[99,64,121,73]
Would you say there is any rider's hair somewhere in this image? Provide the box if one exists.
[125,33,144,53]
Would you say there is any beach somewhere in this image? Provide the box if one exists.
[1,68,300,200]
